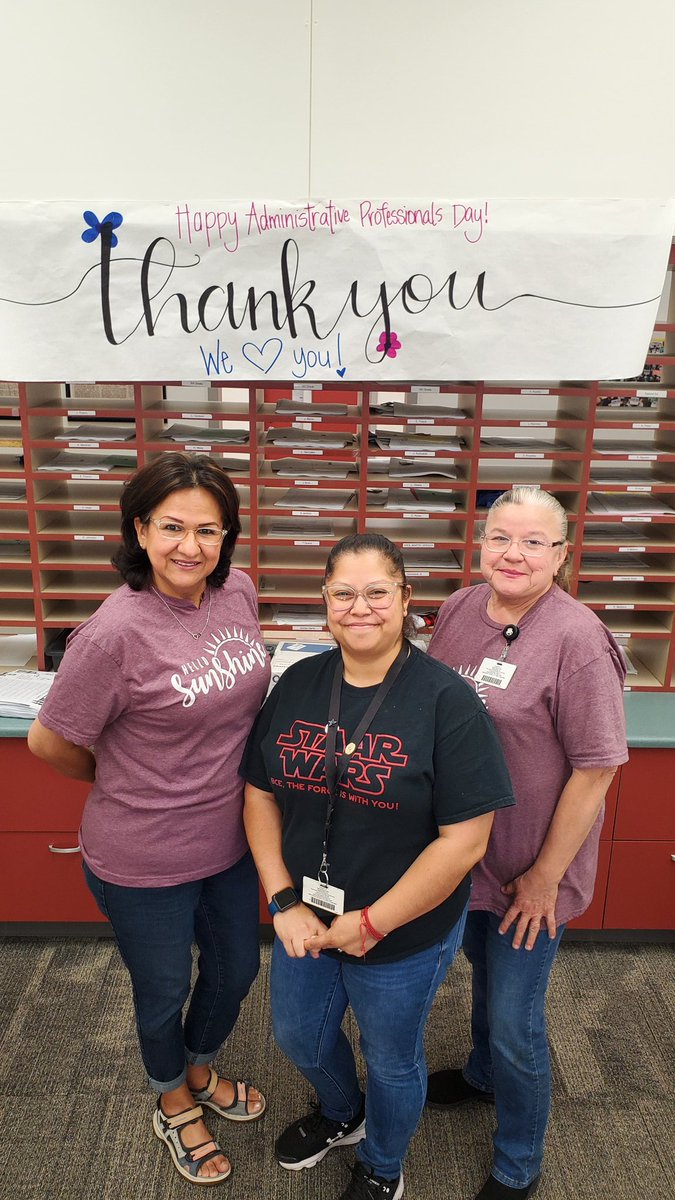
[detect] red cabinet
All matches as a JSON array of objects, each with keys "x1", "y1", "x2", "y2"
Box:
[
  {"x1": 0, "y1": 738, "x2": 104, "y2": 924},
  {"x1": 603, "y1": 749, "x2": 674, "y2": 930}
]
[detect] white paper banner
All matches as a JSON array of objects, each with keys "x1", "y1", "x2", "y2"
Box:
[{"x1": 0, "y1": 198, "x2": 672, "y2": 382}]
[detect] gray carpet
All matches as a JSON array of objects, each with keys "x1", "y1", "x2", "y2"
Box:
[{"x1": 0, "y1": 939, "x2": 673, "y2": 1199}]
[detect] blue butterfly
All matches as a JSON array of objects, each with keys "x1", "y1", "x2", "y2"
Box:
[{"x1": 81, "y1": 210, "x2": 123, "y2": 247}]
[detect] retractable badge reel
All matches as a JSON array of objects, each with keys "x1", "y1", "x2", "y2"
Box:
[{"x1": 475, "y1": 623, "x2": 520, "y2": 689}]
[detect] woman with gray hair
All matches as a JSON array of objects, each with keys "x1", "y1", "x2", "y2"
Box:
[{"x1": 426, "y1": 487, "x2": 628, "y2": 1200}]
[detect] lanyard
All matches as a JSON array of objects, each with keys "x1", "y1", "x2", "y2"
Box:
[
  {"x1": 498, "y1": 623, "x2": 520, "y2": 662},
  {"x1": 319, "y1": 641, "x2": 410, "y2": 885}
]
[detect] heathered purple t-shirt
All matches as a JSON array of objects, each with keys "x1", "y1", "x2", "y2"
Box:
[
  {"x1": 38, "y1": 570, "x2": 270, "y2": 887},
  {"x1": 428, "y1": 583, "x2": 628, "y2": 923}
]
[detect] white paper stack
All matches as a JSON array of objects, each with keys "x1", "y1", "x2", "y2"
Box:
[
  {"x1": 0, "y1": 670, "x2": 56, "y2": 717},
  {"x1": 369, "y1": 400, "x2": 469, "y2": 420},
  {"x1": 267, "y1": 520, "x2": 335, "y2": 539},
  {"x1": 266, "y1": 428, "x2": 355, "y2": 449},
  {"x1": 587, "y1": 493, "x2": 675, "y2": 516},
  {"x1": 371, "y1": 431, "x2": 464, "y2": 452},
  {"x1": 162, "y1": 424, "x2": 249, "y2": 444},
  {"x1": 37, "y1": 452, "x2": 134, "y2": 472},
  {"x1": 271, "y1": 458, "x2": 356, "y2": 479},
  {"x1": 274, "y1": 489, "x2": 356, "y2": 510},
  {"x1": 55, "y1": 422, "x2": 136, "y2": 441}
]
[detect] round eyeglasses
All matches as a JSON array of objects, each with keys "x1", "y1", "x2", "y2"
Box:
[
  {"x1": 322, "y1": 581, "x2": 408, "y2": 612},
  {"x1": 481, "y1": 533, "x2": 564, "y2": 558},
  {"x1": 148, "y1": 517, "x2": 227, "y2": 547}
]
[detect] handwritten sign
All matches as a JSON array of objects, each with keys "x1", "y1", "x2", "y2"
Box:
[{"x1": 0, "y1": 199, "x2": 672, "y2": 381}]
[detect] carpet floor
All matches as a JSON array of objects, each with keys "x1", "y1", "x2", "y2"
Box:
[{"x1": 0, "y1": 938, "x2": 672, "y2": 1200}]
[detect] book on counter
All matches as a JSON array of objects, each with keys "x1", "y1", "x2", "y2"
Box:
[{"x1": 0, "y1": 670, "x2": 56, "y2": 718}]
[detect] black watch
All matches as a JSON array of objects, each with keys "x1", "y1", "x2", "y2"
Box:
[{"x1": 268, "y1": 887, "x2": 300, "y2": 917}]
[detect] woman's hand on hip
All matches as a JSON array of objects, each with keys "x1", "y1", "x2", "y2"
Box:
[
  {"x1": 274, "y1": 904, "x2": 326, "y2": 959},
  {"x1": 305, "y1": 910, "x2": 377, "y2": 958},
  {"x1": 499, "y1": 867, "x2": 559, "y2": 950}
]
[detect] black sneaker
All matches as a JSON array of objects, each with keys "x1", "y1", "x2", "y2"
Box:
[
  {"x1": 339, "y1": 1161, "x2": 404, "y2": 1199},
  {"x1": 275, "y1": 1100, "x2": 366, "y2": 1170},
  {"x1": 426, "y1": 1067, "x2": 495, "y2": 1109}
]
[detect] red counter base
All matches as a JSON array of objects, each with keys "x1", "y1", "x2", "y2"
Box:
[{"x1": 2, "y1": 741, "x2": 673, "y2": 935}]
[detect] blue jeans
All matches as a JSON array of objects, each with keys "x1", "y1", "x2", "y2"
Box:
[
  {"x1": 83, "y1": 852, "x2": 260, "y2": 1092},
  {"x1": 462, "y1": 910, "x2": 566, "y2": 1189},
  {"x1": 272, "y1": 903, "x2": 468, "y2": 1180}
]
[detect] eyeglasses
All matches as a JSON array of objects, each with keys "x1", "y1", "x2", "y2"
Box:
[
  {"x1": 481, "y1": 533, "x2": 565, "y2": 558},
  {"x1": 322, "y1": 581, "x2": 408, "y2": 612},
  {"x1": 148, "y1": 517, "x2": 227, "y2": 547}
]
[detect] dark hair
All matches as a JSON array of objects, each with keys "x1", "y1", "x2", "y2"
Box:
[
  {"x1": 323, "y1": 533, "x2": 415, "y2": 636},
  {"x1": 111, "y1": 453, "x2": 241, "y2": 590},
  {"x1": 324, "y1": 532, "x2": 408, "y2": 585}
]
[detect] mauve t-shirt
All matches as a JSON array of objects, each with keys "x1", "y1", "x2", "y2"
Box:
[
  {"x1": 38, "y1": 570, "x2": 270, "y2": 887},
  {"x1": 428, "y1": 583, "x2": 628, "y2": 923}
]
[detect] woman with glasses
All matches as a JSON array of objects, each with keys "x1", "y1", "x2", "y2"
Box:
[
  {"x1": 241, "y1": 532, "x2": 514, "y2": 1200},
  {"x1": 426, "y1": 487, "x2": 628, "y2": 1200},
  {"x1": 28, "y1": 453, "x2": 269, "y2": 1186}
]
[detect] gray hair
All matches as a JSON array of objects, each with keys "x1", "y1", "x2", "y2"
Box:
[{"x1": 483, "y1": 487, "x2": 571, "y2": 591}]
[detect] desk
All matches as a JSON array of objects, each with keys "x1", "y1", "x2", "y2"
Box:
[{"x1": 2, "y1": 697, "x2": 674, "y2": 935}]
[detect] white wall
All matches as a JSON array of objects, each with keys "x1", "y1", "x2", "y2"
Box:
[{"x1": 1, "y1": 0, "x2": 673, "y2": 199}]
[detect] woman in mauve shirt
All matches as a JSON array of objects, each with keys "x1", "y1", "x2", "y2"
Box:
[
  {"x1": 29, "y1": 453, "x2": 270, "y2": 1187},
  {"x1": 426, "y1": 487, "x2": 628, "y2": 1200}
]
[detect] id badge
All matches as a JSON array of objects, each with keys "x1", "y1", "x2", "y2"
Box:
[
  {"x1": 302, "y1": 876, "x2": 345, "y2": 916},
  {"x1": 474, "y1": 657, "x2": 517, "y2": 689}
]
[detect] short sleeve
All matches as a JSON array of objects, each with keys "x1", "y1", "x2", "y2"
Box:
[
  {"x1": 37, "y1": 636, "x2": 131, "y2": 746},
  {"x1": 432, "y1": 697, "x2": 515, "y2": 825},
  {"x1": 553, "y1": 648, "x2": 628, "y2": 769},
  {"x1": 238, "y1": 684, "x2": 280, "y2": 791}
]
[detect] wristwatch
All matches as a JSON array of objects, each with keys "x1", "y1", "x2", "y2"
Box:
[{"x1": 268, "y1": 887, "x2": 300, "y2": 917}]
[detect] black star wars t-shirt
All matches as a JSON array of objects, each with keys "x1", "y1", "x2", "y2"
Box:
[{"x1": 240, "y1": 645, "x2": 514, "y2": 963}]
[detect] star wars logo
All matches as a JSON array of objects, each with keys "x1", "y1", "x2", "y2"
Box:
[{"x1": 277, "y1": 721, "x2": 408, "y2": 797}]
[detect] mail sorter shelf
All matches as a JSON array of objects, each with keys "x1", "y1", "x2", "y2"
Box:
[{"x1": 2, "y1": 337, "x2": 673, "y2": 688}]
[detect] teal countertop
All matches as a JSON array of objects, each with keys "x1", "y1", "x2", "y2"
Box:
[{"x1": 2, "y1": 694, "x2": 674, "y2": 745}]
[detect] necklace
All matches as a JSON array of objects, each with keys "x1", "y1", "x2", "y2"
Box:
[{"x1": 151, "y1": 586, "x2": 212, "y2": 639}]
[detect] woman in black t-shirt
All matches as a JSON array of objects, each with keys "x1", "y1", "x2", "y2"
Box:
[{"x1": 242, "y1": 534, "x2": 514, "y2": 1200}]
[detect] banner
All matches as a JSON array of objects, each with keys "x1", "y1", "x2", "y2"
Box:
[{"x1": 0, "y1": 198, "x2": 672, "y2": 382}]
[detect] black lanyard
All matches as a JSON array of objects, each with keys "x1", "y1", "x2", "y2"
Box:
[{"x1": 318, "y1": 641, "x2": 410, "y2": 885}]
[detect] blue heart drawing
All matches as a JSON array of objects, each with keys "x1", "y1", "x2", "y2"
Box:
[
  {"x1": 242, "y1": 338, "x2": 283, "y2": 374},
  {"x1": 336, "y1": 367, "x2": 347, "y2": 378}
]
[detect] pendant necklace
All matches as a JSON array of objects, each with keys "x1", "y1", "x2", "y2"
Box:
[{"x1": 151, "y1": 585, "x2": 212, "y2": 640}]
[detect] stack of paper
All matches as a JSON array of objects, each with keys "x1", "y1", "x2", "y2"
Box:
[
  {"x1": 0, "y1": 670, "x2": 56, "y2": 717},
  {"x1": 368, "y1": 488, "x2": 457, "y2": 512},
  {"x1": 404, "y1": 549, "x2": 461, "y2": 570},
  {"x1": 162, "y1": 424, "x2": 249, "y2": 444},
  {"x1": 370, "y1": 431, "x2": 464, "y2": 452},
  {"x1": 271, "y1": 607, "x2": 326, "y2": 626},
  {"x1": 480, "y1": 436, "x2": 572, "y2": 452},
  {"x1": 587, "y1": 493, "x2": 675, "y2": 516},
  {"x1": 389, "y1": 459, "x2": 459, "y2": 479},
  {"x1": 592, "y1": 440, "x2": 661, "y2": 455},
  {"x1": 274, "y1": 489, "x2": 356, "y2": 510},
  {"x1": 369, "y1": 400, "x2": 469, "y2": 420},
  {"x1": 266, "y1": 429, "x2": 355, "y2": 449},
  {"x1": 55, "y1": 422, "x2": 136, "y2": 441},
  {"x1": 267, "y1": 520, "x2": 335, "y2": 539},
  {"x1": 275, "y1": 399, "x2": 349, "y2": 416},
  {"x1": 37, "y1": 452, "x2": 134, "y2": 472},
  {"x1": 271, "y1": 458, "x2": 356, "y2": 479}
]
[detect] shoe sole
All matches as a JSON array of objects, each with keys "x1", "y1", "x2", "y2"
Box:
[
  {"x1": 199, "y1": 1095, "x2": 267, "y2": 1122},
  {"x1": 276, "y1": 1119, "x2": 366, "y2": 1171}
]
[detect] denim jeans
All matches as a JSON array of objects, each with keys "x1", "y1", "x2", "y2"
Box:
[
  {"x1": 271, "y1": 902, "x2": 468, "y2": 1180},
  {"x1": 83, "y1": 851, "x2": 260, "y2": 1092},
  {"x1": 462, "y1": 909, "x2": 566, "y2": 1189}
]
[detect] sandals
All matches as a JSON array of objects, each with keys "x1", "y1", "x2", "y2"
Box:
[
  {"x1": 153, "y1": 1099, "x2": 232, "y2": 1186},
  {"x1": 192, "y1": 1066, "x2": 266, "y2": 1122}
]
